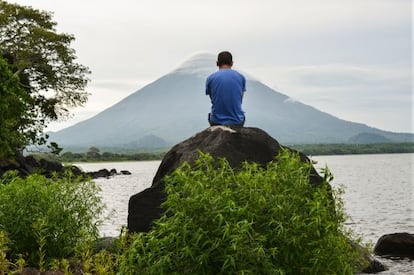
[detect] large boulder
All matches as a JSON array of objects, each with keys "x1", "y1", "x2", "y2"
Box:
[
  {"x1": 127, "y1": 126, "x2": 385, "y2": 273},
  {"x1": 128, "y1": 126, "x2": 323, "y2": 233},
  {"x1": 374, "y1": 232, "x2": 414, "y2": 259}
]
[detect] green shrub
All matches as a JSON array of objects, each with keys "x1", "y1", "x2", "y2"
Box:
[
  {"x1": 0, "y1": 231, "x2": 11, "y2": 273},
  {"x1": 0, "y1": 171, "x2": 105, "y2": 266},
  {"x1": 120, "y1": 150, "x2": 366, "y2": 274}
]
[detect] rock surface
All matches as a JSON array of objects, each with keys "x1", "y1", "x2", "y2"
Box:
[
  {"x1": 120, "y1": 170, "x2": 132, "y2": 175},
  {"x1": 0, "y1": 154, "x2": 131, "y2": 179},
  {"x1": 374, "y1": 232, "x2": 414, "y2": 259},
  {"x1": 128, "y1": 126, "x2": 323, "y2": 233},
  {"x1": 0, "y1": 154, "x2": 63, "y2": 177},
  {"x1": 86, "y1": 168, "x2": 111, "y2": 179},
  {"x1": 361, "y1": 257, "x2": 387, "y2": 274}
]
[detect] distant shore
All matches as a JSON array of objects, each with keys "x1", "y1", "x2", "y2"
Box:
[
  {"x1": 290, "y1": 142, "x2": 414, "y2": 156},
  {"x1": 57, "y1": 143, "x2": 414, "y2": 163}
]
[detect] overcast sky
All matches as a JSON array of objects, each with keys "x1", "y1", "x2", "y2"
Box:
[{"x1": 11, "y1": 0, "x2": 413, "y2": 133}]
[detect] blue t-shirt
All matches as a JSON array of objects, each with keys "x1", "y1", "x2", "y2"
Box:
[{"x1": 205, "y1": 69, "x2": 246, "y2": 125}]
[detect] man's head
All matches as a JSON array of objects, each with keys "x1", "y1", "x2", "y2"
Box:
[{"x1": 217, "y1": 51, "x2": 233, "y2": 68}]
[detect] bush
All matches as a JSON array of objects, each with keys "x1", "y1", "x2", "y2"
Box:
[
  {"x1": 120, "y1": 150, "x2": 366, "y2": 274},
  {"x1": 0, "y1": 171, "x2": 105, "y2": 266}
]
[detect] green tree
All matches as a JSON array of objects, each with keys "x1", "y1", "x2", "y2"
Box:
[
  {"x1": 0, "y1": 56, "x2": 32, "y2": 159},
  {"x1": 47, "y1": 141, "x2": 63, "y2": 156},
  {"x1": 0, "y1": 1, "x2": 90, "y2": 151},
  {"x1": 86, "y1": 146, "x2": 101, "y2": 159}
]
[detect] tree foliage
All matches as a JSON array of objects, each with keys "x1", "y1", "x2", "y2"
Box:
[
  {"x1": 0, "y1": 56, "x2": 32, "y2": 158},
  {"x1": 86, "y1": 146, "x2": 101, "y2": 159},
  {"x1": 0, "y1": 0, "x2": 90, "y2": 151},
  {"x1": 291, "y1": 143, "x2": 414, "y2": 156},
  {"x1": 60, "y1": 149, "x2": 164, "y2": 162}
]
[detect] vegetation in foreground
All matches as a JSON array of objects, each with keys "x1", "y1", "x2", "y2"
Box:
[
  {"x1": 0, "y1": 171, "x2": 131, "y2": 274},
  {"x1": 0, "y1": 150, "x2": 369, "y2": 274},
  {"x1": 120, "y1": 150, "x2": 367, "y2": 274},
  {"x1": 0, "y1": 171, "x2": 105, "y2": 267}
]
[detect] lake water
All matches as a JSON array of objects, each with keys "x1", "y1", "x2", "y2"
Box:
[{"x1": 75, "y1": 153, "x2": 413, "y2": 274}]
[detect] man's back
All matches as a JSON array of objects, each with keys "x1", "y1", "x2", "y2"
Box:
[{"x1": 206, "y1": 68, "x2": 246, "y2": 126}]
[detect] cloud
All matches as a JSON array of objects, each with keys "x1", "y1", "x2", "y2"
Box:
[
  {"x1": 285, "y1": 65, "x2": 411, "y2": 88},
  {"x1": 46, "y1": 110, "x2": 97, "y2": 132},
  {"x1": 90, "y1": 78, "x2": 151, "y2": 92},
  {"x1": 248, "y1": 63, "x2": 412, "y2": 132}
]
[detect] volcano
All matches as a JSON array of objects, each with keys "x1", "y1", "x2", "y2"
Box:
[{"x1": 50, "y1": 52, "x2": 412, "y2": 150}]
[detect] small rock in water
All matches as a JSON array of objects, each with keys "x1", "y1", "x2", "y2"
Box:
[
  {"x1": 374, "y1": 232, "x2": 414, "y2": 259},
  {"x1": 361, "y1": 256, "x2": 387, "y2": 273},
  {"x1": 69, "y1": 165, "x2": 82, "y2": 176},
  {"x1": 120, "y1": 170, "x2": 132, "y2": 175}
]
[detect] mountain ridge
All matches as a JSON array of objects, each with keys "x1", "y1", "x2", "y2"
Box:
[{"x1": 50, "y1": 53, "x2": 413, "y2": 150}]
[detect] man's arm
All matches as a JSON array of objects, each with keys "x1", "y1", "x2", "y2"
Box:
[
  {"x1": 241, "y1": 74, "x2": 246, "y2": 99},
  {"x1": 206, "y1": 77, "x2": 213, "y2": 101}
]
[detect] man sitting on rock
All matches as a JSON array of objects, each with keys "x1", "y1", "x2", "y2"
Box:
[{"x1": 206, "y1": 51, "x2": 246, "y2": 127}]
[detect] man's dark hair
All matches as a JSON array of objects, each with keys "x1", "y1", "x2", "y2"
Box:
[{"x1": 217, "y1": 51, "x2": 233, "y2": 66}]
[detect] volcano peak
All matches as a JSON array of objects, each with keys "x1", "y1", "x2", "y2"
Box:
[{"x1": 172, "y1": 52, "x2": 216, "y2": 77}]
